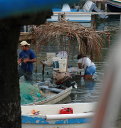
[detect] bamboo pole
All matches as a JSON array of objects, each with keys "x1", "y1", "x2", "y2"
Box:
[
  {"x1": 120, "y1": 14, "x2": 121, "y2": 28},
  {"x1": 107, "y1": 32, "x2": 111, "y2": 47},
  {"x1": 34, "y1": 41, "x2": 38, "y2": 82},
  {"x1": 91, "y1": 14, "x2": 97, "y2": 30}
]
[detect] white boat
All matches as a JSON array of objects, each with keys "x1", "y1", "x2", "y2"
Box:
[
  {"x1": 47, "y1": 3, "x2": 92, "y2": 23},
  {"x1": 22, "y1": 102, "x2": 96, "y2": 128},
  {"x1": 47, "y1": 1, "x2": 108, "y2": 23},
  {"x1": 27, "y1": 86, "x2": 72, "y2": 105},
  {"x1": 107, "y1": 0, "x2": 121, "y2": 12}
]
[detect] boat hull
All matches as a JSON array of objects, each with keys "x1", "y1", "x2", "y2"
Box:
[
  {"x1": 107, "y1": 1, "x2": 121, "y2": 12},
  {"x1": 22, "y1": 118, "x2": 90, "y2": 128},
  {"x1": 27, "y1": 87, "x2": 72, "y2": 105},
  {"x1": 22, "y1": 102, "x2": 95, "y2": 128},
  {"x1": 47, "y1": 13, "x2": 91, "y2": 23},
  {"x1": 22, "y1": 113, "x2": 92, "y2": 128},
  {"x1": 22, "y1": 124, "x2": 89, "y2": 128}
]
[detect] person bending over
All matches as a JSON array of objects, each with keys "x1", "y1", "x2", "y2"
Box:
[{"x1": 77, "y1": 54, "x2": 96, "y2": 80}]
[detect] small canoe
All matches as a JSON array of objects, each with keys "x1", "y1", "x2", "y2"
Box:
[
  {"x1": 27, "y1": 86, "x2": 72, "y2": 105},
  {"x1": 22, "y1": 102, "x2": 96, "y2": 128}
]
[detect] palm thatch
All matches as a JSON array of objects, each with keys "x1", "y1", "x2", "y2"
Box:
[{"x1": 32, "y1": 21, "x2": 103, "y2": 58}]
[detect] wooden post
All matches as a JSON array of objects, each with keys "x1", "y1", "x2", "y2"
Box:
[
  {"x1": 90, "y1": 50, "x2": 94, "y2": 61},
  {"x1": 58, "y1": 13, "x2": 66, "y2": 21},
  {"x1": 35, "y1": 44, "x2": 38, "y2": 82},
  {"x1": 104, "y1": 1, "x2": 107, "y2": 12},
  {"x1": 91, "y1": 15, "x2": 96, "y2": 30},
  {"x1": 107, "y1": 32, "x2": 111, "y2": 47},
  {"x1": 58, "y1": 13, "x2": 61, "y2": 21},
  {"x1": 42, "y1": 64, "x2": 45, "y2": 82},
  {"x1": 23, "y1": 25, "x2": 25, "y2": 32},
  {"x1": 98, "y1": 2, "x2": 102, "y2": 10},
  {"x1": 120, "y1": 14, "x2": 121, "y2": 28},
  {"x1": 78, "y1": 42, "x2": 81, "y2": 54}
]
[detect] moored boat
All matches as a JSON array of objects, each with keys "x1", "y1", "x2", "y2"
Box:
[
  {"x1": 28, "y1": 86, "x2": 72, "y2": 105},
  {"x1": 107, "y1": 0, "x2": 121, "y2": 12},
  {"x1": 20, "y1": 80, "x2": 72, "y2": 105},
  {"x1": 22, "y1": 102, "x2": 96, "y2": 128},
  {"x1": 47, "y1": 3, "x2": 92, "y2": 23},
  {"x1": 47, "y1": 1, "x2": 108, "y2": 23}
]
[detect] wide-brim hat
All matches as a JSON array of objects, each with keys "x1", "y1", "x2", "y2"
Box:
[{"x1": 20, "y1": 41, "x2": 30, "y2": 46}]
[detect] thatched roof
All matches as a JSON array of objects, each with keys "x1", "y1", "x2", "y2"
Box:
[{"x1": 32, "y1": 21, "x2": 103, "y2": 57}]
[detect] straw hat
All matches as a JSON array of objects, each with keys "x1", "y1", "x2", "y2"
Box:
[{"x1": 20, "y1": 41, "x2": 30, "y2": 46}]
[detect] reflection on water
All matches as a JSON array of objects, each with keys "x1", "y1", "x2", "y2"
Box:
[
  {"x1": 70, "y1": 68, "x2": 102, "y2": 103},
  {"x1": 71, "y1": 79, "x2": 96, "y2": 102}
]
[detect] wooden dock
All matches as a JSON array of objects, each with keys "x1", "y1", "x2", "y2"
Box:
[
  {"x1": 19, "y1": 11, "x2": 121, "y2": 46},
  {"x1": 53, "y1": 12, "x2": 121, "y2": 15}
]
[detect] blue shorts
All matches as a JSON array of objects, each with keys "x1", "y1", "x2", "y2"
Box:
[{"x1": 85, "y1": 66, "x2": 96, "y2": 75}]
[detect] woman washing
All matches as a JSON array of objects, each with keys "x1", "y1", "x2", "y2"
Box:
[{"x1": 77, "y1": 54, "x2": 96, "y2": 80}]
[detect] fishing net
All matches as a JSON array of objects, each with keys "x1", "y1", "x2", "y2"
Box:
[{"x1": 20, "y1": 82, "x2": 46, "y2": 105}]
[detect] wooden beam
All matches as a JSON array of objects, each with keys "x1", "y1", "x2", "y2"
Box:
[
  {"x1": 19, "y1": 32, "x2": 34, "y2": 41},
  {"x1": 53, "y1": 12, "x2": 121, "y2": 15}
]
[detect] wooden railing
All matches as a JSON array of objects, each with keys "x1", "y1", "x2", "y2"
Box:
[{"x1": 53, "y1": 12, "x2": 121, "y2": 15}]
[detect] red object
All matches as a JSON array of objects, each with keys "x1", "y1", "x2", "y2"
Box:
[{"x1": 59, "y1": 107, "x2": 73, "y2": 114}]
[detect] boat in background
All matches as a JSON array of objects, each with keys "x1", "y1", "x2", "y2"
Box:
[
  {"x1": 47, "y1": 3, "x2": 92, "y2": 23},
  {"x1": 107, "y1": 0, "x2": 121, "y2": 12},
  {"x1": 47, "y1": 1, "x2": 108, "y2": 23},
  {"x1": 22, "y1": 102, "x2": 96, "y2": 128}
]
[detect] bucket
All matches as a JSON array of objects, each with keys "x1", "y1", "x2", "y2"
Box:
[
  {"x1": 59, "y1": 107, "x2": 73, "y2": 114},
  {"x1": 53, "y1": 57, "x2": 67, "y2": 72},
  {"x1": 58, "y1": 58, "x2": 67, "y2": 72}
]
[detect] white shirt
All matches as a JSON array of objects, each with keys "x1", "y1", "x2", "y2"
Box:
[{"x1": 78, "y1": 57, "x2": 95, "y2": 69}]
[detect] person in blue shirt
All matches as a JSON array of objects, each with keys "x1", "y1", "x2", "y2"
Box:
[{"x1": 18, "y1": 41, "x2": 36, "y2": 83}]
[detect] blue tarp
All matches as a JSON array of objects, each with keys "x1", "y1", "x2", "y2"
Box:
[{"x1": 0, "y1": 0, "x2": 80, "y2": 18}]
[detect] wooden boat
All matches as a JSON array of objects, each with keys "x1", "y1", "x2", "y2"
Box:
[
  {"x1": 22, "y1": 102, "x2": 96, "y2": 128},
  {"x1": 27, "y1": 86, "x2": 72, "y2": 105},
  {"x1": 107, "y1": 0, "x2": 121, "y2": 12}
]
